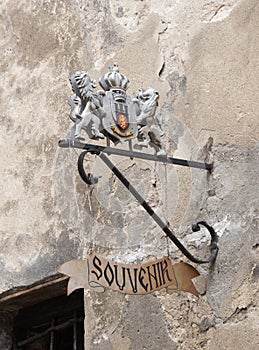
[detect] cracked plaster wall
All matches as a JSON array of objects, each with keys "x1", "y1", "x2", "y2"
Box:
[{"x1": 0, "y1": 0, "x2": 258, "y2": 349}]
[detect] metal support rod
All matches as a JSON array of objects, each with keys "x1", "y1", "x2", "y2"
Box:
[
  {"x1": 78, "y1": 150, "x2": 218, "y2": 264},
  {"x1": 49, "y1": 319, "x2": 55, "y2": 350},
  {"x1": 59, "y1": 139, "x2": 213, "y2": 171},
  {"x1": 73, "y1": 311, "x2": 77, "y2": 350}
]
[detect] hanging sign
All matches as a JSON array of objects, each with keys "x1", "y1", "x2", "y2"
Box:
[
  {"x1": 58, "y1": 64, "x2": 218, "y2": 266},
  {"x1": 58, "y1": 253, "x2": 200, "y2": 297}
]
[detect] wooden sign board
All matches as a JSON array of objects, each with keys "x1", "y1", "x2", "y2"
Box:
[{"x1": 58, "y1": 254, "x2": 200, "y2": 297}]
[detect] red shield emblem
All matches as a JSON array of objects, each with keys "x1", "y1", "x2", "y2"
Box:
[
  {"x1": 102, "y1": 92, "x2": 138, "y2": 143},
  {"x1": 117, "y1": 113, "x2": 128, "y2": 130}
]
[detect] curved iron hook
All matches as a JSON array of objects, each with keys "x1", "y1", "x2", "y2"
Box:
[
  {"x1": 191, "y1": 221, "x2": 219, "y2": 263},
  {"x1": 78, "y1": 150, "x2": 101, "y2": 185},
  {"x1": 77, "y1": 150, "x2": 219, "y2": 264}
]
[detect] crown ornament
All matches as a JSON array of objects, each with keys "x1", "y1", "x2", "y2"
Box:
[{"x1": 99, "y1": 64, "x2": 130, "y2": 102}]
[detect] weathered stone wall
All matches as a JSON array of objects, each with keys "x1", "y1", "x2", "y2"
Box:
[{"x1": 0, "y1": 0, "x2": 258, "y2": 349}]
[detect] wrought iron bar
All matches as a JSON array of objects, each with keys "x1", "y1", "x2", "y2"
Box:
[
  {"x1": 73, "y1": 311, "x2": 77, "y2": 350},
  {"x1": 59, "y1": 139, "x2": 213, "y2": 171},
  {"x1": 78, "y1": 150, "x2": 218, "y2": 264},
  {"x1": 49, "y1": 319, "x2": 55, "y2": 350}
]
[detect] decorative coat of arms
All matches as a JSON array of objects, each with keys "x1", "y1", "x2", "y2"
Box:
[
  {"x1": 59, "y1": 64, "x2": 218, "y2": 270},
  {"x1": 66, "y1": 64, "x2": 166, "y2": 156}
]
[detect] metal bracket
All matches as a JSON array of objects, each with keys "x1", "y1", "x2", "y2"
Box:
[
  {"x1": 59, "y1": 139, "x2": 213, "y2": 171},
  {"x1": 58, "y1": 63, "x2": 218, "y2": 264},
  {"x1": 73, "y1": 146, "x2": 218, "y2": 264}
]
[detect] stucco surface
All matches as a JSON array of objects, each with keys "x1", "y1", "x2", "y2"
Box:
[{"x1": 0, "y1": 0, "x2": 258, "y2": 349}]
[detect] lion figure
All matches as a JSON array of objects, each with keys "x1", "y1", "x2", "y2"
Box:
[
  {"x1": 68, "y1": 71, "x2": 105, "y2": 140},
  {"x1": 134, "y1": 88, "x2": 166, "y2": 156}
]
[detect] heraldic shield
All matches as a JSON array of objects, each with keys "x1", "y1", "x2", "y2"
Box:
[{"x1": 102, "y1": 91, "x2": 138, "y2": 143}]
